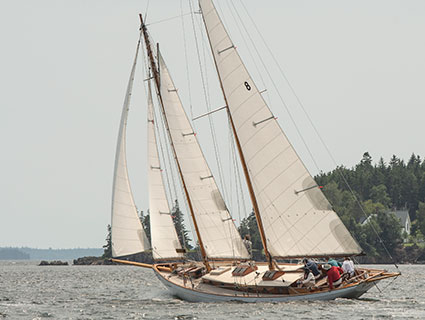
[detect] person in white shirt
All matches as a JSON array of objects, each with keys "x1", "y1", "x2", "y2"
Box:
[
  {"x1": 342, "y1": 257, "x2": 355, "y2": 278},
  {"x1": 297, "y1": 267, "x2": 316, "y2": 288}
]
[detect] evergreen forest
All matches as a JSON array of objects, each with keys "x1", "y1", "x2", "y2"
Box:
[{"x1": 240, "y1": 152, "x2": 425, "y2": 263}]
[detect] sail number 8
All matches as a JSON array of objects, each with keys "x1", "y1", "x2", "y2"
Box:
[{"x1": 244, "y1": 81, "x2": 251, "y2": 91}]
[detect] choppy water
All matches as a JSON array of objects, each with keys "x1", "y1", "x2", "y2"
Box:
[{"x1": 0, "y1": 261, "x2": 424, "y2": 319}]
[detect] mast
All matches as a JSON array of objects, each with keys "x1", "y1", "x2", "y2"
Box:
[
  {"x1": 139, "y1": 14, "x2": 211, "y2": 271},
  {"x1": 228, "y1": 114, "x2": 274, "y2": 270},
  {"x1": 198, "y1": 4, "x2": 274, "y2": 270}
]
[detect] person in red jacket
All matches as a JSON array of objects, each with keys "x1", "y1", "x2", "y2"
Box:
[{"x1": 322, "y1": 263, "x2": 344, "y2": 289}]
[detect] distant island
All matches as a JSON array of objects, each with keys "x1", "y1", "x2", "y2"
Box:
[
  {"x1": 0, "y1": 248, "x2": 30, "y2": 260},
  {"x1": 0, "y1": 247, "x2": 103, "y2": 260}
]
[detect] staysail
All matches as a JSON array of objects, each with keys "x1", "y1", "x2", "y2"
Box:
[
  {"x1": 147, "y1": 80, "x2": 184, "y2": 260},
  {"x1": 199, "y1": 0, "x2": 362, "y2": 258},
  {"x1": 156, "y1": 50, "x2": 249, "y2": 260},
  {"x1": 111, "y1": 37, "x2": 150, "y2": 258}
]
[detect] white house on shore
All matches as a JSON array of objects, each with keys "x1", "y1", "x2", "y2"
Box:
[
  {"x1": 390, "y1": 210, "x2": 411, "y2": 240},
  {"x1": 360, "y1": 209, "x2": 411, "y2": 242}
]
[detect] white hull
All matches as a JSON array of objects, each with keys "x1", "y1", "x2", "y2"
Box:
[{"x1": 154, "y1": 268, "x2": 376, "y2": 303}]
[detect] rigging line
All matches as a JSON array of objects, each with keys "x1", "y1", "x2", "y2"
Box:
[
  {"x1": 141, "y1": 44, "x2": 186, "y2": 256},
  {"x1": 235, "y1": 1, "x2": 381, "y2": 261},
  {"x1": 145, "y1": 26, "x2": 193, "y2": 260},
  {"x1": 154, "y1": 33, "x2": 240, "y2": 259},
  {"x1": 159, "y1": 51, "x2": 240, "y2": 259},
  {"x1": 189, "y1": 0, "x2": 229, "y2": 203},
  {"x1": 195, "y1": 5, "x2": 229, "y2": 200},
  {"x1": 379, "y1": 274, "x2": 399, "y2": 292},
  {"x1": 160, "y1": 112, "x2": 181, "y2": 204},
  {"x1": 229, "y1": 118, "x2": 247, "y2": 221},
  {"x1": 240, "y1": 9, "x2": 398, "y2": 269},
  {"x1": 157, "y1": 103, "x2": 179, "y2": 201},
  {"x1": 144, "y1": 0, "x2": 150, "y2": 23},
  {"x1": 234, "y1": 0, "x2": 322, "y2": 175},
  {"x1": 153, "y1": 92, "x2": 176, "y2": 209},
  {"x1": 141, "y1": 38, "x2": 178, "y2": 204},
  {"x1": 146, "y1": 12, "x2": 192, "y2": 26},
  {"x1": 180, "y1": 0, "x2": 195, "y2": 123},
  {"x1": 214, "y1": 0, "x2": 230, "y2": 36},
  {"x1": 227, "y1": 123, "x2": 234, "y2": 214},
  {"x1": 179, "y1": 184, "x2": 201, "y2": 259},
  {"x1": 225, "y1": 0, "x2": 271, "y2": 104},
  {"x1": 173, "y1": 198, "x2": 190, "y2": 253},
  {"x1": 146, "y1": 32, "x2": 182, "y2": 202}
]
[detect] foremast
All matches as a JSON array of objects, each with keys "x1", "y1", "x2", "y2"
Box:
[
  {"x1": 139, "y1": 14, "x2": 211, "y2": 271},
  {"x1": 198, "y1": 2, "x2": 274, "y2": 270}
]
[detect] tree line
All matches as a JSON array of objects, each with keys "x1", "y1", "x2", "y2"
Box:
[{"x1": 315, "y1": 152, "x2": 425, "y2": 263}]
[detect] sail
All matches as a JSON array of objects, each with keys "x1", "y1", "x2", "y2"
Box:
[
  {"x1": 199, "y1": 0, "x2": 362, "y2": 258},
  {"x1": 147, "y1": 81, "x2": 184, "y2": 260},
  {"x1": 111, "y1": 38, "x2": 150, "y2": 258},
  {"x1": 156, "y1": 51, "x2": 249, "y2": 260}
]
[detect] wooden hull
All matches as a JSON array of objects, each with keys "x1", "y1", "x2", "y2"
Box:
[{"x1": 153, "y1": 265, "x2": 379, "y2": 303}]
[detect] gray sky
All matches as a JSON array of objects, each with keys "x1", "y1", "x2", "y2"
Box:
[{"x1": 1, "y1": 0, "x2": 424, "y2": 249}]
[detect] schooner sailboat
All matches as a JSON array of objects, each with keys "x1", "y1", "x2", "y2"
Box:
[{"x1": 111, "y1": 0, "x2": 399, "y2": 302}]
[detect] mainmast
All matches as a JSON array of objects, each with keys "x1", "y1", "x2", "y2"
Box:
[
  {"x1": 139, "y1": 14, "x2": 211, "y2": 271},
  {"x1": 198, "y1": 3, "x2": 274, "y2": 269},
  {"x1": 228, "y1": 115, "x2": 274, "y2": 270}
]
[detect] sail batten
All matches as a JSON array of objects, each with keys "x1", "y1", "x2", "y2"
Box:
[{"x1": 199, "y1": 0, "x2": 362, "y2": 258}]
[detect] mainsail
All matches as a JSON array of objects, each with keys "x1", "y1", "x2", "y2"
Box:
[
  {"x1": 199, "y1": 0, "x2": 362, "y2": 258},
  {"x1": 111, "y1": 37, "x2": 150, "y2": 258},
  {"x1": 147, "y1": 81, "x2": 184, "y2": 260},
  {"x1": 156, "y1": 50, "x2": 249, "y2": 260}
]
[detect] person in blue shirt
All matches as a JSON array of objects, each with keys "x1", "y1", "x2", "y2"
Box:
[
  {"x1": 326, "y1": 256, "x2": 342, "y2": 267},
  {"x1": 302, "y1": 258, "x2": 321, "y2": 280}
]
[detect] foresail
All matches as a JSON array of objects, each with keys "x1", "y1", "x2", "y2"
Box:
[
  {"x1": 157, "y1": 51, "x2": 249, "y2": 260},
  {"x1": 111, "y1": 37, "x2": 150, "y2": 258},
  {"x1": 199, "y1": 0, "x2": 362, "y2": 258},
  {"x1": 147, "y1": 81, "x2": 184, "y2": 260}
]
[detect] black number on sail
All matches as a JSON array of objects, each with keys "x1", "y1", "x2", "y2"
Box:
[{"x1": 244, "y1": 81, "x2": 251, "y2": 91}]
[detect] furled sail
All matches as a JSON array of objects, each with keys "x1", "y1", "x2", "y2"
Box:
[
  {"x1": 199, "y1": 0, "x2": 362, "y2": 258},
  {"x1": 147, "y1": 81, "x2": 184, "y2": 260},
  {"x1": 156, "y1": 51, "x2": 249, "y2": 260},
  {"x1": 111, "y1": 37, "x2": 150, "y2": 258}
]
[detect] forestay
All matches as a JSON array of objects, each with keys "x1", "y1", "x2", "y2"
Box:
[
  {"x1": 199, "y1": 0, "x2": 362, "y2": 258},
  {"x1": 147, "y1": 81, "x2": 184, "y2": 260},
  {"x1": 157, "y1": 51, "x2": 249, "y2": 260},
  {"x1": 111, "y1": 37, "x2": 150, "y2": 258}
]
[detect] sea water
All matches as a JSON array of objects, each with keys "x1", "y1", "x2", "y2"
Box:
[{"x1": 0, "y1": 261, "x2": 424, "y2": 319}]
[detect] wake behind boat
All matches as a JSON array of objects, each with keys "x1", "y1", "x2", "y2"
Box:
[{"x1": 110, "y1": 0, "x2": 399, "y2": 302}]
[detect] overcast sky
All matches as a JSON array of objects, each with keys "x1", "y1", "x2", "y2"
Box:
[{"x1": 1, "y1": 0, "x2": 424, "y2": 249}]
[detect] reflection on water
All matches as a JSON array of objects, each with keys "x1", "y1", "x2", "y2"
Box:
[{"x1": 0, "y1": 261, "x2": 423, "y2": 319}]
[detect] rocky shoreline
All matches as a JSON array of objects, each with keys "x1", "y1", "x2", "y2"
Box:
[
  {"x1": 72, "y1": 256, "x2": 118, "y2": 265},
  {"x1": 39, "y1": 260, "x2": 69, "y2": 266}
]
